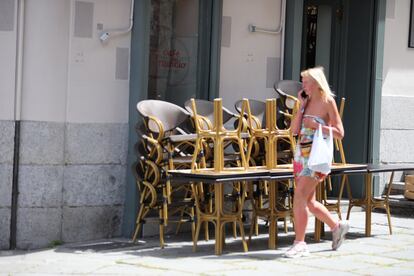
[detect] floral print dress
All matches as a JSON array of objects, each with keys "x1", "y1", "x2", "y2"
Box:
[{"x1": 293, "y1": 115, "x2": 327, "y2": 181}]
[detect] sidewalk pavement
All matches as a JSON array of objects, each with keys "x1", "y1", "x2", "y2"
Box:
[{"x1": 1, "y1": 211, "x2": 414, "y2": 275}]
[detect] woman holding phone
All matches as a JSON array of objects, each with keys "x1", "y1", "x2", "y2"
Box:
[{"x1": 284, "y1": 67, "x2": 349, "y2": 258}]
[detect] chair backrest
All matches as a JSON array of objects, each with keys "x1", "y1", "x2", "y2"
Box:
[
  {"x1": 274, "y1": 80, "x2": 302, "y2": 111},
  {"x1": 184, "y1": 99, "x2": 235, "y2": 127},
  {"x1": 137, "y1": 100, "x2": 190, "y2": 133},
  {"x1": 277, "y1": 80, "x2": 302, "y2": 97},
  {"x1": 336, "y1": 97, "x2": 346, "y2": 164},
  {"x1": 234, "y1": 99, "x2": 266, "y2": 129}
]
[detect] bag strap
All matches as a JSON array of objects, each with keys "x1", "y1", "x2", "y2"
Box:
[
  {"x1": 317, "y1": 123, "x2": 323, "y2": 138},
  {"x1": 327, "y1": 125, "x2": 333, "y2": 147}
]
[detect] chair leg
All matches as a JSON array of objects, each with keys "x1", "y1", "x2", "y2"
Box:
[
  {"x1": 385, "y1": 172, "x2": 394, "y2": 235},
  {"x1": 132, "y1": 206, "x2": 145, "y2": 242},
  {"x1": 175, "y1": 208, "x2": 185, "y2": 235},
  {"x1": 191, "y1": 139, "x2": 202, "y2": 171},
  {"x1": 346, "y1": 204, "x2": 353, "y2": 220},
  {"x1": 335, "y1": 175, "x2": 348, "y2": 220},
  {"x1": 204, "y1": 221, "x2": 210, "y2": 241},
  {"x1": 337, "y1": 209, "x2": 342, "y2": 220},
  {"x1": 248, "y1": 212, "x2": 257, "y2": 243},
  {"x1": 193, "y1": 219, "x2": 202, "y2": 252},
  {"x1": 159, "y1": 208, "x2": 165, "y2": 249},
  {"x1": 345, "y1": 175, "x2": 353, "y2": 220},
  {"x1": 205, "y1": 187, "x2": 213, "y2": 241},
  {"x1": 216, "y1": 222, "x2": 225, "y2": 255},
  {"x1": 191, "y1": 207, "x2": 196, "y2": 241},
  {"x1": 238, "y1": 220, "x2": 248, "y2": 252},
  {"x1": 246, "y1": 137, "x2": 256, "y2": 166},
  {"x1": 385, "y1": 204, "x2": 393, "y2": 235},
  {"x1": 232, "y1": 198, "x2": 239, "y2": 239}
]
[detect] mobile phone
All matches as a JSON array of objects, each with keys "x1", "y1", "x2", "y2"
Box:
[{"x1": 301, "y1": 91, "x2": 308, "y2": 99}]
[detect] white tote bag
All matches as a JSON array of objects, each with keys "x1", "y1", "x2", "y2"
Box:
[{"x1": 308, "y1": 124, "x2": 333, "y2": 175}]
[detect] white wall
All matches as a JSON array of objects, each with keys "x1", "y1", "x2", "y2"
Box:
[
  {"x1": 22, "y1": 0, "x2": 70, "y2": 122},
  {"x1": 382, "y1": 0, "x2": 414, "y2": 97},
  {"x1": 1, "y1": 0, "x2": 131, "y2": 123},
  {"x1": 220, "y1": 0, "x2": 283, "y2": 111},
  {"x1": 67, "y1": 0, "x2": 131, "y2": 123},
  {"x1": 0, "y1": 1, "x2": 17, "y2": 120},
  {"x1": 380, "y1": 0, "x2": 414, "y2": 174}
]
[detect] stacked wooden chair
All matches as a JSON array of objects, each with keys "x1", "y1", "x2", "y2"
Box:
[
  {"x1": 132, "y1": 100, "x2": 199, "y2": 248},
  {"x1": 188, "y1": 98, "x2": 249, "y2": 253},
  {"x1": 184, "y1": 99, "x2": 245, "y2": 169},
  {"x1": 234, "y1": 99, "x2": 267, "y2": 166},
  {"x1": 238, "y1": 98, "x2": 295, "y2": 249}
]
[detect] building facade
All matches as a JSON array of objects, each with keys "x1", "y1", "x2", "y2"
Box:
[{"x1": 0, "y1": 0, "x2": 413, "y2": 249}]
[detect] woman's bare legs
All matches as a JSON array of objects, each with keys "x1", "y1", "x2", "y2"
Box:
[
  {"x1": 307, "y1": 191, "x2": 337, "y2": 229},
  {"x1": 293, "y1": 176, "x2": 337, "y2": 242}
]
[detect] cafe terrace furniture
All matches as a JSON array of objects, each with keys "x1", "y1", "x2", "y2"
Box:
[
  {"x1": 185, "y1": 98, "x2": 248, "y2": 240},
  {"x1": 135, "y1": 98, "x2": 414, "y2": 255},
  {"x1": 234, "y1": 98, "x2": 266, "y2": 166},
  {"x1": 346, "y1": 167, "x2": 396, "y2": 235},
  {"x1": 321, "y1": 164, "x2": 414, "y2": 238},
  {"x1": 185, "y1": 98, "x2": 251, "y2": 255},
  {"x1": 169, "y1": 168, "x2": 268, "y2": 255},
  {"x1": 169, "y1": 163, "x2": 414, "y2": 255},
  {"x1": 185, "y1": 98, "x2": 249, "y2": 171},
  {"x1": 243, "y1": 99, "x2": 295, "y2": 249},
  {"x1": 133, "y1": 100, "x2": 198, "y2": 248},
  {"x1": 184, "y1": 98, "x2": 236, "y2": 131},
  {"x1": 273, "y1": 80, "x2": 301, "y2": 121},
  {"x1": 189, "y1": 98, "x2": 248, "y2": 172}
]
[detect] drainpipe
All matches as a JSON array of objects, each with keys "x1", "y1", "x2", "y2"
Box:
[
  {"x1": 99, "y1": 0, "x2": 135, "y2": 43},
  {"x1": 10, "y1": 0, "x2": 25, "y2": 250},
  {"x1": 248, "y1": 0, "x2": 286, "y2": 80},
  {"x1": 280, "y1": 0, "x2": 286, "y2": 80}
]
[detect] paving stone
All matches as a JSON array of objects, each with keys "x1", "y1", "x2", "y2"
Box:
[{"x1": 1, "y1": 211, "x2": 414, "y2": 275}]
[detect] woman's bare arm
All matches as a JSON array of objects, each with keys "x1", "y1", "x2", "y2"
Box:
[
  {"x1": 325, "y1": 98, "x2": 344, "y2": 139},
  {"x1": 290, "y1": 91, "x2": 307, "y2": 136},
  {"x1": 301, "y1": 98, "x2": 344, "y2": 139}
]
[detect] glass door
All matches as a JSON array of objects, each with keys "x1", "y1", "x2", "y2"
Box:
[{"x1": 147, "y1": 0, "x2": 217, "y2": 106}]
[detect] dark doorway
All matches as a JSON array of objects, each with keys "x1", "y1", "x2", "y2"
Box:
[
  {"x1": 301, "y1": 0, "x2": 342, "y2": 92},
  {"x1": 299, "y1": 0, "x2": 379, "y2": 197}
]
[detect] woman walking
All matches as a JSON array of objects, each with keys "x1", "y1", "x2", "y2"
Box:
[{"x1": 285, "y1": 67, "x2": 349, "y2": 258}]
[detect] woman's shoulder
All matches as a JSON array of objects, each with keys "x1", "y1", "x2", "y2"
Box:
[{"x1": 325, "y1": 96, "x2": 337, "y2": 108}]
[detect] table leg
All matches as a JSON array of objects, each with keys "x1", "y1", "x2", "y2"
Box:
[
  {"x1": 365, "y1": 173, "x2": 372, "y2": 237},
  {"x1": 215, "y1": 183, "x2": 223, "y2": 255},
  {"x1": 314, "y1": 182, "x2": 323, "y2": 242},
  {"x1": 268, "y1": 180, "x2": 276, "y2": 249}
]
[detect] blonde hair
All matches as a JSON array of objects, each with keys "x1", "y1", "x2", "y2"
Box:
[{"x1": 301, "y1": 66, "x2": 334, "y2": 100}]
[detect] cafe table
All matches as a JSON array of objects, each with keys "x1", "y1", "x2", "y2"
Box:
[
  {"x1": 168, "y1": 163, "x2": 414, "y2": 255},
  {"x1": 168, "y1": 167, "x2": 270, "y2": 255}
]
